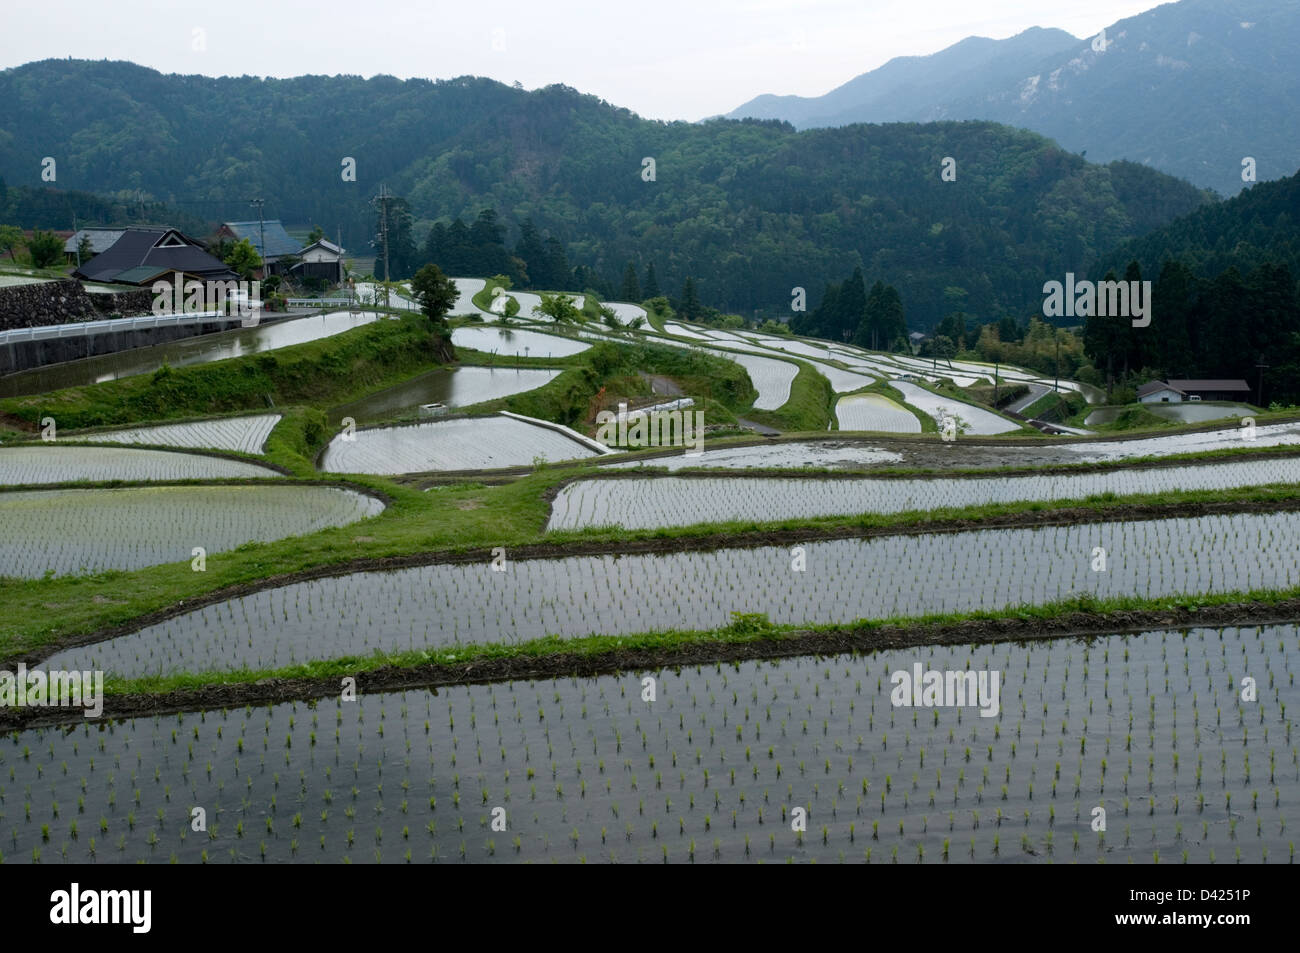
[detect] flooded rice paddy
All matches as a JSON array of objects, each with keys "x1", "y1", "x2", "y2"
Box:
[
  {"x1": 5, "y1": 624, "x2": 1293, "y2": 863},
  {"x1": 43, "y1": 511, "x2": 1300, "y2": 677}
]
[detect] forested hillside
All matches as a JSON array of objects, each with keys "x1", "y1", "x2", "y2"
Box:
[
  {"x1": 0, "y1": 59, "x2": 1212, "y2": 326},
  {"x1": 1095, "y1": 170, "x2": 1300, "y2": 281},
  {"x1": 1083, "y1": 172, "x2": 1300, "y2": 403},
  {"x1": 0, "y1": 180, "x2": 207, "y2": 235}
]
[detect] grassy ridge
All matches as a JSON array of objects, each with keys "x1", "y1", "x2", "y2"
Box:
[
  {"x1": 97, "y1": 582, "x2": 1300, "y2": 698},
  {"x1": 4, "y1": 475, "x2": 1299, "y2": 663},
  {"x1": 470, "y1": 278, "x2": 520, "y2": 316},
  {"x1": 0, "y1": 316, "x2": 450, "y2": 432}
]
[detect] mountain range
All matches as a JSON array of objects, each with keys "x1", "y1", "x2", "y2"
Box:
[{"x1": 726, "y1": 0, "x2": 1300, "y2": 199}]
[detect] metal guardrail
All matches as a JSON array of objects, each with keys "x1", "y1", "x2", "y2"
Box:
[
  {"x1": 0, "y1": 310, "x2": 257, "y2": 346},
  {"x1": 286, "y1": 296, "x2": 418, "y2": 312},
  {"x1": 284, "y1": 298, "x2": 351, "y2": 308}
]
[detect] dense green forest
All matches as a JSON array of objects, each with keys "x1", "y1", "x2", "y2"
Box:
[
  {"x1": 0, "y1": 180, "x2": 208, "y2": 235},
  {"x1": 0, "y1": 59, "x2": 1214, "y2": 327},
  {"x1": 1095, "y1": 171, "x2": 1300, "y2": 283},
  {"x1": 1080, "y1": 173, "x2": 1300, "y2": 405}
]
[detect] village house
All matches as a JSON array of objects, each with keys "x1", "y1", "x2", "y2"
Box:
[
  {"x1": 291, "y1": 237, "x2": 347, "y2": 283},
  {"x1": 63, "y1": 227, "x2": 125, "y2": 265},
  {"x1": 72, "y1": 226, "x2": 238, "y2": 286},
  {"x1": 215, "y1": 220, "x2": 303, "y2": 277}
]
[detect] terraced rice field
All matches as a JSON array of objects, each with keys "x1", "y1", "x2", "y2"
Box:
[
  {"x1": 717, "y1": 353, "x2": 798, "y2": 410},
  {"x1": 0, "y1": 485, "x2": 383, "y2": 578},
  {"x1": 43, "y1": 511, "x2": 1300, "y2": 677},
  {"x1": 11, "y1": 623, "x2": 1290, "y2": 864},
  {"x1": 1147, "y1": 404, "x2": 1255, "y2": 424},
  {"x1": 449, "y1": 278, "x2": 495, "y2": 319},
  {"x1": 1, "y1": 311, "x2": 386, "y2": 400},
  {"x1": 331, "y1": 368, "x2": 562, "y2": 424},
  {"x1": 0, "y1": 445, "x2": 281, "y2": 485},
  {"x1": 755, "y1": 339, "x2": 840, "y2": 361},
  {"x1": 890, "y1": 380, "x2": 1020, "y2": 435},
  {"x1": 1064, "y1": 422, "x2": 1300, "y2": 461},
  {"x1": 813, "y1": 364, "x2": 877, "y2": 393},
  {"x1": 600, "y1": 301, "x2": 649, "y2": 326},
  {"x1": 66, "y1": 415, "x2": 282, "y2": 454},
  {"x1": 605, "y1": 441, "x2": 903, "y2": 471},
  {"x1": 664, "y1": 323, "x2": 717, "y2": 341},
  {"x1": 319, "y1": 414, "x2": 606, "y2": 474},
  {"x1": 450, "y1": 326, "x2": 591, "y2": 358},
  {"x1": 548, "y1": 456, "x2": 1300, "y2": 530},
  {"x1": 835, "y1": 394, "x2": 921, "y2": 433}
]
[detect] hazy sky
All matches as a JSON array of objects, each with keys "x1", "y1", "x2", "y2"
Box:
[{"x1": 2, "y1": 0, "x2": 1162, "y2": 120}]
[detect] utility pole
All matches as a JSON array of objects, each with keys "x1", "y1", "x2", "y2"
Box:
[
  {"x1": 1053, "y1": 328, "x2": 1060, "y2": 393},
  {"x1": 372, "y1": 186, "x2": 391, "y2": 309},
  {"x1": 72, "y1": 213, "x2": 80, "y2": 269},
  {"x1": 249, "y1": 198, "x2": 266, "y2": 278},
  {"x1": 1255, "y1": 353, "x2": 1269, "y2": 407}
]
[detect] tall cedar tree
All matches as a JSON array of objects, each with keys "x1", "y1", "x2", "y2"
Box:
[
  {"x1": 835, "y1": 267, "x2": 866, "y2": 342},
  {"x1": 620, "y1": 262, "x2": 641, "y2": 302},
  {"x1": 642, "y1": 262, "x2": 660, "y2": 298},
  {"x1": 679, "y1": 277, "x2": 701, "y2": 321},
  {"x1": 373, "y1": 196, "x2": 420, "y2": 279},
  {"x1": 514, "y1": 219, "x2": 549, "y2": 288}
]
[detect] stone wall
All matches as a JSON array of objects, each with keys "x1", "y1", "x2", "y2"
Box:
[
  {"x1": 89, "y1": 289, "x2": 155, "y2": 317},
  {"x1": 0, "y1": 280, "x2": 156, "y2": 332}
]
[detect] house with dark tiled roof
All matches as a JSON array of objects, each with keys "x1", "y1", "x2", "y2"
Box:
[
  {"x1": 72, "y1": 227, "x2": 238, "y2": 286},
  {"x1": 64, "y1": 228, "x2": 125, "y2": 265},
  {"x1": 216, "y1": 220, "x2": 303, "y2": 276}
]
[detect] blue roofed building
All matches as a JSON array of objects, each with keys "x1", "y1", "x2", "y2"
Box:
[{"x1": 216, "y1": 220, "x2": 304, "y2": 276}]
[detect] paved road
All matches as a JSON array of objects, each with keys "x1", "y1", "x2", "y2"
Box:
[{"x1": 1004, "y1": 381, "x2": 1051, "y2": 414}]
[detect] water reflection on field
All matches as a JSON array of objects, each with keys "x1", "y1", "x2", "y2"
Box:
[
  {"x1": 0, "y1": 310, "x2": 383, "y2": 398},
  {"x1": 331, "y1": 366, "x2": 562, "y2": 424}
]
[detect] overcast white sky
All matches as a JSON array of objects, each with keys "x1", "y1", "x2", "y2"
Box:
[{"x1": 1, "y1": 0, "x2": 1162, "y2": 120}]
